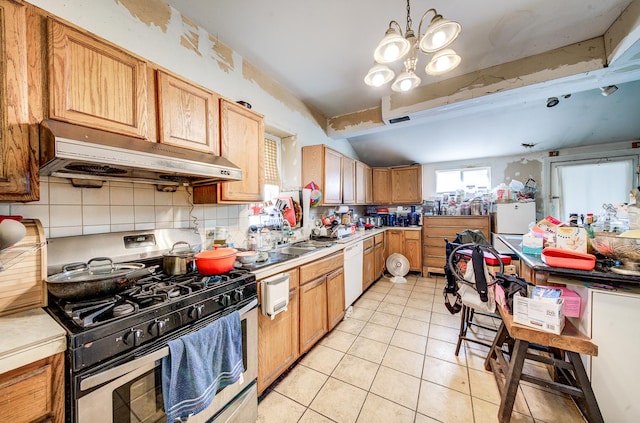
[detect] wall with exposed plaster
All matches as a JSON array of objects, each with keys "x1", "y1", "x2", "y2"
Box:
[{"x1": 26, "y1": 0, "x2": 358, "y2": 188}]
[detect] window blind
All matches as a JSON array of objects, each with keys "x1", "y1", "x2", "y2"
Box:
[{"x1": 264, "y1": 138, "x2": 281, "y2": 186}]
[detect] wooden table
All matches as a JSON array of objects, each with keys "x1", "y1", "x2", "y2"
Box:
[{"x1": 485, "y1": 307, "x2": 603, "y2": 423}]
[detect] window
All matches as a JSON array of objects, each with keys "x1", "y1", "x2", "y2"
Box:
[
  {"x1": 263, "y1": 136, "x2": 281, "y2": 201},
  {"x1": 551, "y1": 157, "x2": 635, "y2": 221},
  {"x1": 436, "y1": 167, "x2": 491, "y2": 194}
]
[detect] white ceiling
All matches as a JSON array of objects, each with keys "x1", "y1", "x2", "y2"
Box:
[{"x1": 164, "y1": 0, "x2": 640, "y2": 166}]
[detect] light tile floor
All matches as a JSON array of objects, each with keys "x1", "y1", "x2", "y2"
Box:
[{"x1": 258, "y1": 274, "x2": 587, "y2": 423}]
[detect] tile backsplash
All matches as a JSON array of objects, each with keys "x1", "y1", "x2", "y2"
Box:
[{"x1": 1, "y1": 177, "x2": 247, "y2": 244}]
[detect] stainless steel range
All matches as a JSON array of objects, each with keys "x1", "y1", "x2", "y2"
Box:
[{"x1": 45, "y1": 230, "x2": 258, "y2": 423}]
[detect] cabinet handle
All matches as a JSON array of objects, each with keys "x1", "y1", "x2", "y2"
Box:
[{"x1": 327, "y1": 268, "x2": 343, "y2": 279}]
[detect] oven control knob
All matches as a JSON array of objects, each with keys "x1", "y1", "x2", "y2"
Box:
[
  {"x1": 189, "y1": 304, "x2": 205, "y2": 320},
  {"x1": 149, "y1": 319, "x2": 168, "y2": 336},
  {"x1": 123, "y1": 328, "x2": 144, "y2": 346},
  {"x1": 233, "y1": 289, "x2": 244, "y2": 302},
  {"x1": 220, "y1": 294, "x2": 231, "y2": 307}
]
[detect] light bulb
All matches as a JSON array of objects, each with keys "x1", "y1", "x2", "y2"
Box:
[
  {"x1": 431, "y1": 30, "x2": 446, "y2": 49},
  {"x1": 371, "y1": 73, "x2": 385, "y2": 87},
  {"x1": 383, "y1": 44, "x2": 400, "y2": 61},
  {"x1": 434, "y1": 55, "x2": 451, "y2": 72},
  {"x1": 399, "y1": 78, "x2": 413, "y2": 91}
]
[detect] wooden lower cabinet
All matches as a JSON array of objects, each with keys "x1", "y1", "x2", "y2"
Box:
[
  {"x1": 363, "y1": 237, "x2": 375, "y2": 291},
  {"x1": 0, "y1": 352, "x2": 64, "y2": 423},
  {"x1": 386, "y1": 229, "x2": 422, "y2": 272},
  {"x1": 257, "y1": 269, "x2": 299, "y2": 394},
  {"x1": 326, "y1": 268, "x2": 345, "y2": 330},
  {"x1": 299, "y1": 276, "x2": 328, "y2": 354},
  {"x1": 374, "y1": 233, "x2": 386, "y2": 279},
  {"x1": 422, "y1": 215, "x2": 491, "y2": 275}
]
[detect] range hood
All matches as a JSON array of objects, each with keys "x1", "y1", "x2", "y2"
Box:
[{"x1": 39, "y1": 119, "x2": 242, "y2": 187}]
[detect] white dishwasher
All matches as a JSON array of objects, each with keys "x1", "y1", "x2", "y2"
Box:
[{"x1": 343, "y1": 241, "x2": 364, "y2": 309}]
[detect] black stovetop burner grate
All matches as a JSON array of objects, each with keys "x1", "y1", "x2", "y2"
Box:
[{"x1": 52, "y1": 266, "x2": 253, "y2": 328}]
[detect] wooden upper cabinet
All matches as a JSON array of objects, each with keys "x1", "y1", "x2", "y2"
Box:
[
  {"x1": 0, "y1": 0, "x2": 39, "y2": 201},
  {"x1": 157, "y1": 71, "x2": 219, "y2": 153},
  {"x1": 372, "y1": 167, "x2": 391, "y2": 204},
  {"x1": 48, "y1": 19, "x2": 150, "y2": 138},
  {"x1": 391, "y1": 164, "x2": 422, "y2": 204},
  {"x1": 301, "y1": 145, "x2": 343, "y2": 205},
  {"x1": 342, "y1": 156, "x2": 355, "y2": 204},
  {"x1": 217, "y1": 99, "x2": 264, "y2": 203},
  {"x1": 355, "y1": 161, "x2": 372, "y2": 205}
]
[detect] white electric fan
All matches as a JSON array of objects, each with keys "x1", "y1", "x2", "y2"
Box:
[{"x1": 386, "y1": 253, "x2": 410, "y2": 283}]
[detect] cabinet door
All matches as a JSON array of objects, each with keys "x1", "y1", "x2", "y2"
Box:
[
  {"x1": 258, "y1": 286, "x2": 299, "y2": 394},
  {"x1": 323, "y1": 148, "x2": 343, "y2": 205},
  {"x1": 48, "y1": 20, "x2": 150, "y2": 138},
  {"x1": 326, "y1": 268, "x2": 345, "y2": 330},
  {"x1": 0, "y1": 0, "x2": 39, "y2": 201},
  {"x1": 374, "y1": 241, "x2": 385, "y2": 279},
  {"x1": 157, "y1": 71, "x2": 219, "y2": 153},
  {"x1": 342, "y1": 156, "x2": 355, "y2": 204},
  {"x1": 372, "y1": 168, "x2": 391, "y2": 204},
  {"x1": 363, "y1": 246, "x2": 375, "y2": 291},
  {"x1": 404, "y1": 231, "x2": 422, "y2": 272},
  {"x1": 391, "y1": 165, "x2": 422, "y2": 204},
  {"x1": 365, "y1": 165, "x2": 373, "y2": 204},
  {"x1": 0, "y1": 352, "x2": 64, "y2": 423},
  {"x1": 355, "y1": 161, "x2": 366, "y2": 204},
  {"x1": 217, "y1": 99, "x2": 264, "y2": 202},
  {"x1": 299, "y1": 276, "x2": 328, "y2": 353},
  {"x1": 386, "y1": 230, "x2": 403, "y2": 257}
]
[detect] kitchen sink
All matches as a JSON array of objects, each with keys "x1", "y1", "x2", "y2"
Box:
[
  {"x1": 275, "y1": 246, "x2": 317, "y2": 256},
  {"x1": 293, "y1": 240, "x2": 335, "y2": 248}
]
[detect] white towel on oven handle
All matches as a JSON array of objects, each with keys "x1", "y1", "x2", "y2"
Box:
[{"x1": 161, "y1": 310, "x2": 244, "y2": 423}]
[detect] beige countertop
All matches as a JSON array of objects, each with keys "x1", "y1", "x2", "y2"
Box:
[
  {"x1": 0, "y1": 308, "x2": 67, "y2": 374},
  {"x1": 253, "y1": 226, "x2": 421, "y2": 280}
]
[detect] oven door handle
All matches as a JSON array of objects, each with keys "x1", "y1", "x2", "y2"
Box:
[
  {"x1": 80, "y1": 298, "x2": 258, "y2": 391},
  {"x1": 238, "y1": 298, "x2": 258, "y2": 316}
]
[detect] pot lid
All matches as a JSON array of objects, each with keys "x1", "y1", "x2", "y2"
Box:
[
  {"x1": 163, "y1": 241, "x2": 198, "y2": 257},
  {"x1": 47, "y1": 258, "x2": 145, "y2": 282},
  {"x1": 195, "y1": 245, "x2": 238, "y2": 259}
]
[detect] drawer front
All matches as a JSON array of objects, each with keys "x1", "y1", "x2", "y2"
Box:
[
  {"x1": 300, "y1": 253, "x2": 343, "y2": 284},
  {"x1": 423, "y1": 227, "x2": 463, "y2": 237},
  {"x1": 424, "y1": 256, "x2": 446, "y2": 268},
  {"x1": 374, "y1": 233, "x2": 384, "y2": 245},
  {"x1": 404, "y1": 230, "x2": 421, "y2": 240},
  {"x1": 363, "y1": 237, "x2": 374, "y2": 250},
  {"x1": 0, "y1": 362, "x2": 52, "y2": 422}
]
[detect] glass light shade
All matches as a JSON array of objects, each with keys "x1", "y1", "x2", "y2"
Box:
[
  {"x1": 364, "y1": 64, "x2": 395, "y2": 87},
  {"x1": 391, "y1": 71, "x2": 421, "y2": 92},
  {"x1": 425, "y1": 49, "x2": 461, "y2": 75},
  {"x1": 373, "y1": 29, "x2": 411, "y2": 63},
  {"x1": 419, "y1": 17, "x2": 461, "y2": 53}
]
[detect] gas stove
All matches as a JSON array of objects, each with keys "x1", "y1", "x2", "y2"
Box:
[
  {"x1": 47, "y1": 260, "x2": 256, "y2": 372},
  {"x1": 44, "y1": 229, "x2": 258, "y2": 372}
]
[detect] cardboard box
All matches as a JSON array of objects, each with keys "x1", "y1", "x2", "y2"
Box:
[
  {"x1": 535, "y1": 286, "x2": 581, "y2": 318},
  {"x1": 513, "y1": 294, "x2": 565, "y2": 334},
  {"x1": 488, "y1": 264, "x2": 517, "y2": 275},
  {"x1": 555, "y1": 227, "x2": 588, "y2": 253}
]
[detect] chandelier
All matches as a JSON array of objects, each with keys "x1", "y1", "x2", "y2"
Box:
[{"x1": 364, "y1": 0, "x2": 462, "y2": 92}]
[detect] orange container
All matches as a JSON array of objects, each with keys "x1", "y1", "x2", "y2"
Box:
[{"x1": 541, "y1": 248, "x2": 596, "y2": 270}]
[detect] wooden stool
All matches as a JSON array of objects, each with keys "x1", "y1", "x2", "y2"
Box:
[{"x1": 484, "y1": 308, "x2": 603, "y2": 423}]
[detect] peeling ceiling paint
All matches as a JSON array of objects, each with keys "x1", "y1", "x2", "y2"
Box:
[
  {"x1": 115, "y1": 0, "x2": 171, "y2": 32},
  {"x1": 180, "y1": 15, "x2": 201, "y2": 56},
  {"x1": 208, "y1": 34, "x2": 234, "y2": 73}
]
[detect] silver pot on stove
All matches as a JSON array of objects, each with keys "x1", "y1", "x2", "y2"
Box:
[{"x1": 163, "y1": 241, "x2": 198, "y2": 275}]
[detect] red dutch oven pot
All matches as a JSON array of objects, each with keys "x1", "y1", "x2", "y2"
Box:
[{"x1": 194, "y1": 245, "x2": 238, "y2": 275}]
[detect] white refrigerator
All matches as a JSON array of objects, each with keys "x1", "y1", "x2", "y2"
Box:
[{"x1": 492, "y1": 202, "x2": 537, "y2": 253}]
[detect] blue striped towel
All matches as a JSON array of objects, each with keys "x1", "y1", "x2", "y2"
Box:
[{"x1": 162, "y1": 311, "x2": 244, "y2": 422}]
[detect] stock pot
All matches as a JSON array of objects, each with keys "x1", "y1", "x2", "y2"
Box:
[
  {"x1": 46, "y1": 257, "x2": 155, "y2": 300},
  {"x1": 163, "y1": 241, "x2": 197, "y2": 275}
]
